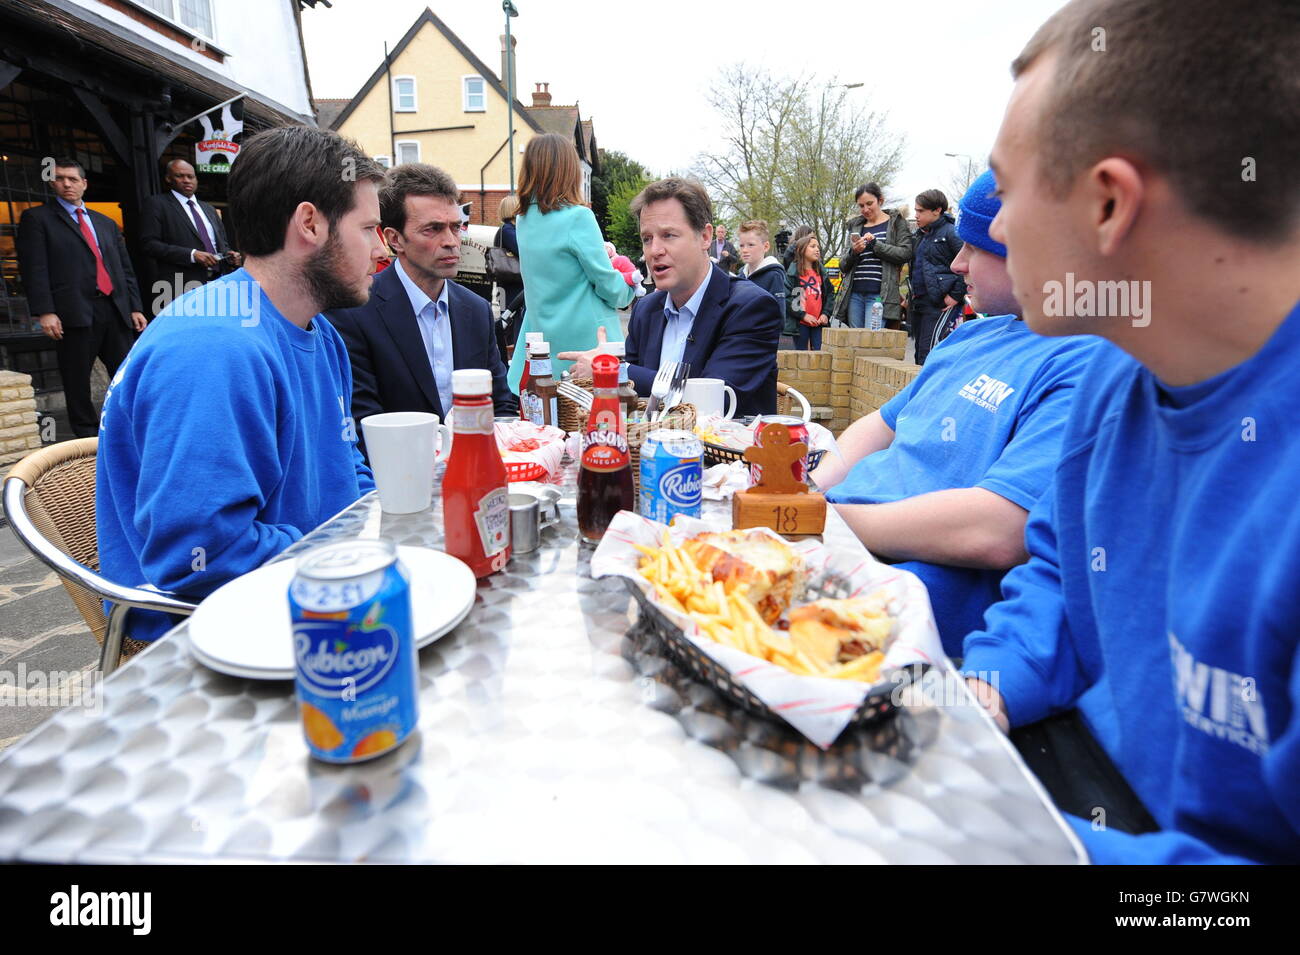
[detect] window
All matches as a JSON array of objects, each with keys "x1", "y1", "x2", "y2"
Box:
[
  {"x1": 463, "y1": 76, "x2": 485, "y2": 112},
  {"x1": 132, "y1": 0, "x2": 215, "y2": 40},
  {"x1": 395, "y1": 141, "x2": 420, "y2": 165},
  {"x1": 373, "y1": 156, "x2": 391, "y2": 169},
  {"x1": 393, "y1": 77, "x2": 417, "y2": 112}
]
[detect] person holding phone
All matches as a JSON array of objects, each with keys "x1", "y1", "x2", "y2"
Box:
[{"x1": 832, "y1": 183, "x2": 914, "y2": 330}]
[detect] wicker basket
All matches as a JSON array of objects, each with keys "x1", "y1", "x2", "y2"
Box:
[
  {"x1": 702, "y1": 441, "x2": 825, "y2": 472},
  {"x1": 558, "y1": 377, "x2": 648, "y2": 433},
  {"x1": 628, "y1": 404, "x2": 697, "y2": 494}
]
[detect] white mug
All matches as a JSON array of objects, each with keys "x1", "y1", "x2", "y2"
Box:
[
  {"x1": 682, "y1": 378, "x2": 737, "y2": 419},
  {"x1": 360, "y1": 412, "x2": 452, "y2": 514}
]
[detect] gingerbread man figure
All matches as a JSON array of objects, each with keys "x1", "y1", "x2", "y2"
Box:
[{"x1": 743, "y1": 422, "x2": 808, "y2": 494}]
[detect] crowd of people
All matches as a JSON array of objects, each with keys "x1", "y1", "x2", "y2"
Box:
[{"x1": 10, "y1": 0, "x2": 1297, "y2": 865}]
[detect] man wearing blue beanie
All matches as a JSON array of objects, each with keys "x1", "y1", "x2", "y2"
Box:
[{"x1": 812, "y1": 168, "x2": 1105, "y2": 655}]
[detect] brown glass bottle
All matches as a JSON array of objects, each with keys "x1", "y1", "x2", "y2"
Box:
[
  {"x1": 577, "y1": 354, "x2": 634, "y2": 542},
  {"x1": 522, "y1": 340, "x2": 559, "y2": 427},
  {"x1": 600, "y1": 342, "x2": 639, "y2": 426}
]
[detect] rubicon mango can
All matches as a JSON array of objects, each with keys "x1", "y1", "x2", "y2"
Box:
[{"x1": 288, "y1": 540, "x2": 419, "y2": 763}]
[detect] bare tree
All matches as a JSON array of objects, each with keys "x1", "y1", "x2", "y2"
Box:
[
  {"x1": 693, "y1": 65, "x2": 906, "y2": 259},
  {"x1": 943, "y1": 156, "x2": 984, "y2": 209}
]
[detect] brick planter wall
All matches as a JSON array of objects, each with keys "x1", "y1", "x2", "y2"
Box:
[
  {"x1": 777, "y1": 328, "x2": 917, "y2": 434},
  {"x1": 0, "y1": 371, "x2": 42, "y2": 468}
]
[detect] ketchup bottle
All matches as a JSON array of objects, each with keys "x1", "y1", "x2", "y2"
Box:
[
  {"x1": 517, "y1": 332, "x2": 543, "y2": 421},
  {"x1": 577, "y1": 353, "x2": 634, "y2": 542},
  {"x1": 443, "y1": 369, "x2": 511, "y2": 577}
]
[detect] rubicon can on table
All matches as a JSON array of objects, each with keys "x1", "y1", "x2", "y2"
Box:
[
  {"x1": 751, "y1": 415, "x2": 811, "y2": 487},
  {"x1": 288, "y1": 539, "x2": 419, "y2": 763},
  {"x1": 640, "y1": 429, "x2": 703, "y2": 524}
]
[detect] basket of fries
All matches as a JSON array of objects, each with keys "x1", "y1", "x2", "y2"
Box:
[{"x1": 592, "y1": 512, "x2": 943, "y2": 748}]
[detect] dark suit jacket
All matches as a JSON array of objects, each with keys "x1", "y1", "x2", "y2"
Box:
[
  {"x1": 138, "y1": 191, "x2": 231, "y2": 300},
  {"x1": 625, "y1": 263, "x2": 780, "y2": 417},
  {"x1": 16, "y1": 200, "x2": 143, "y2": 329},
  {"x1": 327, "y1": 265, "x2": 518, "y2": 447}
]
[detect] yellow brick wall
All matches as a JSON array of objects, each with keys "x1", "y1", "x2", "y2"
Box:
[
  {"x1": 0, "y1": 371, "x2": 42, "y2": 467},
  {"x1": 778, "y1": 329, "x2": 916, "y2": 435}
]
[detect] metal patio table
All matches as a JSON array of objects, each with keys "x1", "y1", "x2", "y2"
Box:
[{"x1": 0, "y1": 465, "x2": 1086, "y2": 864}]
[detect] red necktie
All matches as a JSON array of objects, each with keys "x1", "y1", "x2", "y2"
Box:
[{"x1": 75, "y1": 208, "x2": 114, "y2": 297}]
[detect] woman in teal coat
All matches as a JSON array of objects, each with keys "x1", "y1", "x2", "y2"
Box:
[{"x1": 506, "y1": 133, "x2": 636, "y2": 391}]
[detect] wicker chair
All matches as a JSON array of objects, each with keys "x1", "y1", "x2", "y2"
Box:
[
  {"x1": 776, "y1": 382, "x2": 812, "y2": 421},
  {"x1": 2, "y1": 438, "x2": 196, "y2": 674}
]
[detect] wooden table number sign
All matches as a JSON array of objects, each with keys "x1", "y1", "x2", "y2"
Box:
[{"x1": 732, "y1": 422, "x2": 827, "y2": 536}]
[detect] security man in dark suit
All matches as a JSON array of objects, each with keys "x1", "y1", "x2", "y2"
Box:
[
  {"x1": 327, "y1": 163, "x2": 516, "y2": 456},
  {"x1": 138, "y1": 158, "x2": 238, "y2": 314},
  {"x1": 560, "y1": 178, "x2": 780, "y2": 417},
  {"x1": 16, "y1": 158, "x2": 147, "y2": 437}
]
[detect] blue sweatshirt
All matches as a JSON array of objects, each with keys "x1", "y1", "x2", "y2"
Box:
[
  {"x1": 825, "y1": 315, "x2": 1103, "y2": 653},
  {"x1": 97, "y1": 270, "x2": 374, "y2": 643},
  {"x1": 963, "y1": 301, "x2": 1300, "y2": 864}
]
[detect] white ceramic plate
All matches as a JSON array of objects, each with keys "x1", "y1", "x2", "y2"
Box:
[{"x1": 188, "y1": 545, "x2": 476, "y2": 680}]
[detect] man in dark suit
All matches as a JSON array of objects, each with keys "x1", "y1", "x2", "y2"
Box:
[
  {"x1": 709, "y1": 223, "x2": 739, "y2": 274},
  {"x1": 560, "y1": 178, "x2": 779, "y2": 417},
  {"x1": 328, "y1": 163, "x2": 516, "y2": 453},
  {"x1": 138, "y1": 158, "x2": 238, "y2": 315},
  {"x1": 16, "y1": 158, "x2": 147, "y2": 437}
]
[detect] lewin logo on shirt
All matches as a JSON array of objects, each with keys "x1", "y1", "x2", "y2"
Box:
[
  {"x1": 958, "y1": 373, "x2": 1016, "y2": 412},
  {"x1": 1169, "y1": 632, "x2": 1268, "y2": 756}
]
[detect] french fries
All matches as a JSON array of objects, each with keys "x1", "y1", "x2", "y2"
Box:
[{"x1": 636, "y1": 531, "x2": 887, "y2": 683}]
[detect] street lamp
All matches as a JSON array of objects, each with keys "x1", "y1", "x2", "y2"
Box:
[
  {"x1": 945, "y1": 151, "x2": 975, "y2": 192},
  {"x1": 504, "y1": 1, "x2": 519, "y2": 193}
]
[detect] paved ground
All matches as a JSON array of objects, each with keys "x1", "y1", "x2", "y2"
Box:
[{"x1": 0, "y1": 519, "x2": 99, "y2": 753}]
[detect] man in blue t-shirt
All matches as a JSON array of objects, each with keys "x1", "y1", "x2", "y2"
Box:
[
  {"x1": 812, "y1": 170, "x2": 1102, "y2": 655},
  {"x1": 96, "y1": 127, "x2": 385, "y2": 643},
  {"x1": 962, "y1": 0, "x2": 1300, "y2": 863}
]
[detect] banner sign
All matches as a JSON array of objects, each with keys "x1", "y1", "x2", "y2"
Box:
[{"x1": 195, "y1": 100, "x2": 245, "y2": 174}]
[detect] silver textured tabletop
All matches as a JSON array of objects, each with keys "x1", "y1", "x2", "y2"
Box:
[{"x1": 0, "y1": 467, "x2": 1085, "y2": 864}]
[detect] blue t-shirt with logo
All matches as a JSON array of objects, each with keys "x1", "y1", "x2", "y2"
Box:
[
  {"x1": 826, "y1": 315, "x2": 1104, "y2": 653},
  {"x1": 962, "y1": 300, "x2": 1300, "y2": 864}
]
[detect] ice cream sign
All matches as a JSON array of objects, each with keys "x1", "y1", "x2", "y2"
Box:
[{"x1": 195, "y1": 102, "x2": 244, "y2": 174}]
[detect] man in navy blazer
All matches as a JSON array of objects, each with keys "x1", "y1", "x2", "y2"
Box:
[
  {"x1": 327, "y1": 163, "x2": 516, "y2": 451},
  {"x1": 560, "y1": 178, "x2": 779, "y2": 417}
]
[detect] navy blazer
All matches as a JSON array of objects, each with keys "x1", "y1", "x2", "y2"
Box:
[
  {"x1": 625, "y1": 263, "x2": 780, "y2": 417},
  {"x1": 16, "y1": 200, "x2": 143, "y2": 329},
  {"x1": 326, "y1": 265, "x2": 518, "y2": 444}
]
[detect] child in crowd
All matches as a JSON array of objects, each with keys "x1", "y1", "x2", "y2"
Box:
[
  {"x1": 734, "y1": 219, "x2": 788, "y2": 345},
  {"x1": 784, "y1": 234, "x2": 833, "y2": 351}
]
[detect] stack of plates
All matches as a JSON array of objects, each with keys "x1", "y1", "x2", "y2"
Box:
[{"x1": 188, "y1": 545, "x2": 476, "y2": 680}]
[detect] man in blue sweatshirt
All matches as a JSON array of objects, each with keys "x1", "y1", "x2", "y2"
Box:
[
  {"x1": 96, "y1": 127, "x2": 386, "y2": 643},
  {"x1": 812, "y1": 170, "x2": 1102, "y2": 655},
  {"x1": 963, "y1": 0, "x2": 1300, "y2": 864}
]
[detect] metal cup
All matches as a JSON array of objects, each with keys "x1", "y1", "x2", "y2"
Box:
[{"x1": 508, "y1": 491, "x2": 560, "y2": 554}]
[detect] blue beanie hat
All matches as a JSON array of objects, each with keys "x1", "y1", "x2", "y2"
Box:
[{"x1": 956, "y1": 168, "x2": 1007, "y2": 258}]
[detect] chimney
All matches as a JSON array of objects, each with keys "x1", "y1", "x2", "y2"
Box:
[
  {"x1": 499, "y1": 34, "x2": 516, "y2": 89},
  {"x1": 531, "y1": 82, "x2": 551, "y2": 107}
]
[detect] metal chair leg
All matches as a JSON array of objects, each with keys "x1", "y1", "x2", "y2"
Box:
[{"x1": 100, "y1": 603, "x2": 128, "y2": 675}]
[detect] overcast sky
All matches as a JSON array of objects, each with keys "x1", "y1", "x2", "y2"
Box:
[{"x1": 302, "y1": 0, "x2": 1067, "y2": 209}]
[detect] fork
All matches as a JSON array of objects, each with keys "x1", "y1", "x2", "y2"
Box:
[
  {"x1": 643, "y1": 361, "x2": 675, "y2": 421},
  {"x1": 556, "y1": 380, "x2": 593, "y2": 410},
  {"x1": 655, "y1": 362, "x2": 691, "y2": 422}
]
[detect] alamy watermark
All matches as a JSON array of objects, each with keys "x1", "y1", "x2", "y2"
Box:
[
  {"x1": 1042, "y1": 272, "x2": 1151, "y2": 327},
  {"x1": 151, "y1": 275, "x2": 261, "y2": 326},
  {"x1": 0, "y1": 664, "x2": 102, "y2": 713}
]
